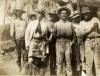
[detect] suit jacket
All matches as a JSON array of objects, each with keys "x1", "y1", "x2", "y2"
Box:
[{"x1": 25, "y1": 19, "x2": 48, "y2": 47}]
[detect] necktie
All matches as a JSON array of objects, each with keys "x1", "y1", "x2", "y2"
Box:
[{"x1": 35, "y1": 21, "x2": 42, "y2": 34}]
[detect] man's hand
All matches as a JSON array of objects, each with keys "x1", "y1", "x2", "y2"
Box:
[{"x1": 26, "y1": 46, "x2": 29, "y2": 51}]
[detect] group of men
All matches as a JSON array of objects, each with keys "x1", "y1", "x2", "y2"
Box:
[{"x1": 10, "y1": 6, "x2": 100, "y2": 76}]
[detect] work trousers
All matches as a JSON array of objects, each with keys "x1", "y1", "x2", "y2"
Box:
[
  {"x1": 56, "y1": 38, "x2": 72, "y2": 76},
  {"x1": 28, "y1": 39, "x2": 47, "y2": 76},
  {"x1": 14, "y1": 39, "x2": 27, "y2": 70},
  {"x1": 85, "y1": 38, "x2": 100, "y2": 76}
]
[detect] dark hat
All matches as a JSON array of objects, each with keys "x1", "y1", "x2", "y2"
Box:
[
  {"x1": 57, "y1": 7, "x2": 71, "y2": 16},
  {"x1": 36, "y1": 9, "x2": 45, "y2": 16},
  {"x1": 47, "y1": 9, "x2": 57, "y2": 15},
  {"x1": 13, "y1": 9, "x2": 25, "y2": 14},
  {"x1": 81, "y1": 7, "x2": 92, "y2": 14}
]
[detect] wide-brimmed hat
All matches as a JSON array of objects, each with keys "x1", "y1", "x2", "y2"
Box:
[
  {"x1": 57, "y1": 7, "x2": 71, "y2": 17},
  {"x1": 35, "y1": 9, "x2": 45, "y2": 16},
  {"x1": 81, "y1": 7, "x2": 92, "y2": 14},
  {"x1": 70, "y1": 13, "x2": 80, "y2": 19}
]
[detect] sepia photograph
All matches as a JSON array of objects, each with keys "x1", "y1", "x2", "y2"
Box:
[{"x1": 0, "y1": 0, "x2": 100, "y2": 76}]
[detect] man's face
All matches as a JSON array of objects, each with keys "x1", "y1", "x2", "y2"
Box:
[
  {"x1": 36, "y1": 12, "x2": 43, "y2": 20},
  {"x1": 83, "y1": 13, "x2": 92, "y2": 21},
  {"x1": 47, "y1": 14, "x2": 56, "y2": 21},
  {"x1": 59, "y1": 10, "x2": 68, "y2": 20},
  {"x1": 16, "y1": 12, "x2": 22, "y2": 18},
  {"x1": 73, "y1": 17, "x2": 80, "y2": 23}
]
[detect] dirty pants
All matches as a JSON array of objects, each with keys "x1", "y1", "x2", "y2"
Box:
[
  {"x1": 28, "y1": 39, "x2": 47, "y2": 75},
  {"x1": 56, "y1": 38, "x2": 72, "y2": 76},
  {"x1": 85, "y1": 38, "x2": 100, "y2": 76},
  {"x1": 77, "y1": 38, "x2": 85, "y2": 70}
]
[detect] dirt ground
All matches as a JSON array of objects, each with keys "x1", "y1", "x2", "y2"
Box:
[
  {"x1": 0, "y1": 50, "x2": 21, "y2": 75},
  {"x1": 0, "y1": 49, "x2": 79, "y2": 76},
  {"x1": 0, "y1": 49, "x2": 51, "y2": 75}
]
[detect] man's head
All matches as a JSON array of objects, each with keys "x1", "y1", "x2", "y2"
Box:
[
  {"x1": 57, "y1": 7, "x2": 71, "y2": 21},
  {"x1": 36, "y1": 9, "x2": 45, "y2": 21},
  {"x1": 71, "y1": 13, "x2": 81, "y2": 23},
  {"x1": 81, "y1": 7, "x2": 93, "y2": 21},
  {"x1": 29, "y1": 12, "x2": 36, "y2": 21},
  {"x1": 13, "y1": 9, "x2": 25, "y2": 18},
  {"x1": 47, "y1": 9, "x2": 58, "y2": 22}
]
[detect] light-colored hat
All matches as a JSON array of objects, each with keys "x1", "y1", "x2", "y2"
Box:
[
  {"x1": 70, "y1": 13, "x2": 80, "y2": 19},
  {"x1": 57, "y1": 7, "x2": 71, "y2": 16},
  {"x1": 81, "y1": 7, "x2": 92, "y2": 14}
]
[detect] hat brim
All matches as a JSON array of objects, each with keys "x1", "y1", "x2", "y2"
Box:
[
  {"x1": 29, "y1": 14, "x2": 36, "y2": 18},
  {"x1": 57, "y1": 7, "x2": 71, "y2": 16},
  {"x1": 81, "y1": 11, "x2": 92, "y2": 14},
  {"x1": 70, "y1": 13, "x2": 80, "y2": 19},
  {"x1": 47, "y1": 13, "x2": 57, "y2": 15}
]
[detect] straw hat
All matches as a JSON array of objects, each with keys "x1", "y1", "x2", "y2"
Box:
[{"x1": 57, "y1": 7, "x2": 71, "y2": 17}]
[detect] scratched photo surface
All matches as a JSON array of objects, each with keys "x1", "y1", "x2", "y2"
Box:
[{"x1": 0, "y1": 0, "x2": 100, "y2": 76}]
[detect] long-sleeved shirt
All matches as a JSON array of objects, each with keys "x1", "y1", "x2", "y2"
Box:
[
  {"x1": 53, "y1": 20, "x2": 73, "y2": 38},
  {"x1": 10, "y1": 18, "x2": 26, "y2": 40},
  {"x1": 75, "y1": 17, "x2": 100, "y2": 37},
  {"x1": 25, "y1": 19, "x2": 48, "y2": 47}
]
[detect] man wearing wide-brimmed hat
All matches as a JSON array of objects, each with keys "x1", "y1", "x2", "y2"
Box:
[
  {"x1": 25, "y1": 9, "x2": 48, "y2": 75},
  {"x1": 10, "y1": 9, "x2": 27, "y2": 71},
  {"x1": 52, "y1": 7, "x2": 74, "y2": 76},
  {"x1": 70, "y1": 12, "x2": 82, "y2": 73},
  {"x1": 80, "y1": 7, "x2": 100, "y2": 76}
]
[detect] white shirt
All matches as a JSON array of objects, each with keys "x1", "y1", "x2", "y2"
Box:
[
  {"x1": 74, "y1": 17, "x2": 100, "y2": 37},
  {"x1": 25, "y1": 19, "x2": 48, "y2": 47}
]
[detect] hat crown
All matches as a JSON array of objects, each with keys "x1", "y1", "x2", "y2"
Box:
[{"x1": 81, "y1": 7, "x2": 91, "y2": 13}]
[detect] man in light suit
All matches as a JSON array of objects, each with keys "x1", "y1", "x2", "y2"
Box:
[{"x1": 25, "y1": 9, "x2": 48, "y2": 75}]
